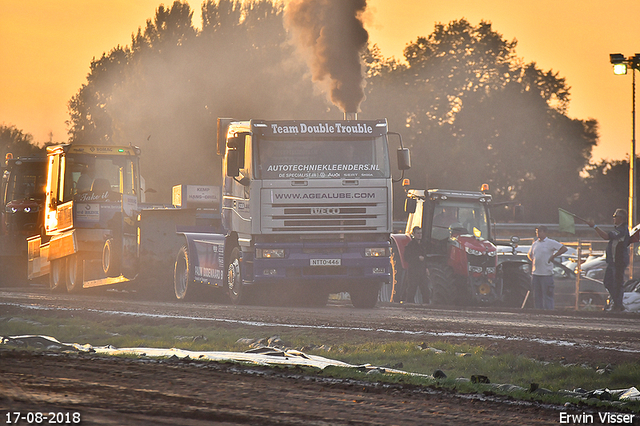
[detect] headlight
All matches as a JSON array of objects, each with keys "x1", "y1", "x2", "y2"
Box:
[
  {"x1": 465, "y1": 246, "x2": 483, "y2": 256},
  {"x1": 520, "y1": 264, "x2": 531, "y2": 274},
  {"x1": 6, "y1": 205, "x2": 38, "y2": 213},
  {"x1": 255, "y1": 248, "x2": 285, "y2": 258},
  {"x1": 365, "y1": 247, "x2": 388, "y2": 257}
]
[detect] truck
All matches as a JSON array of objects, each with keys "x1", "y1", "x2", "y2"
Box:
[
  {"x1": 26, "y1": 144, "x2": 206, "y2": 296},
  {"x1": 389, "y1": 185, "x2": 530, "y2": 307},
  {"x1": 27, "y1": 118, "x2": 410, "y2": 308},
  {"x1": 1, "y1": 154, "x2": 47, "y2": 286}
]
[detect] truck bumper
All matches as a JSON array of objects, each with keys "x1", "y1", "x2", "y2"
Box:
[{"x1": 249, "y1": 241, "x2": 391, "y2": 287}]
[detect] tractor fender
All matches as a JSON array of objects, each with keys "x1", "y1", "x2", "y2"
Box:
[{"x1": 390, "y1": 233, "x2": 412, "y2": 269}]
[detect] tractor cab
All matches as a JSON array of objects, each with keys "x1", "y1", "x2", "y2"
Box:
[
  {"x1": 405, "y1": 188, "x2": 494, "y2": 255},
  {"x1": 2, "y1": 155, "x2": 48, "y2": 238}
]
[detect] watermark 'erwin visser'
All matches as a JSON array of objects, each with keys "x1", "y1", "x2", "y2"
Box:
[{"x1": 559, "y1": 412, "x2": 635, "y2": 424}]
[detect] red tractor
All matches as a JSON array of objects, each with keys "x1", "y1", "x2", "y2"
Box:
[
  {"x1": 389, "y1": 185, "x2": 530, "y2": 306},
  {"x1": 0, "y1": 154, "x2": 47, "y2": 286}
]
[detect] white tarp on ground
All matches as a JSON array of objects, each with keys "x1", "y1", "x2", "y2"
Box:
[
  {"x1": 2, "y1": 335, "x2": 639, "y2": 402},
  {"x1": 0, "y1": 335, "x2": 390, "y2": 371}
]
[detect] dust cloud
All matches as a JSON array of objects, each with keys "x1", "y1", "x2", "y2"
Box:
[{"x1": 284, "y1": 0, "x2": 369, "y2": 113}]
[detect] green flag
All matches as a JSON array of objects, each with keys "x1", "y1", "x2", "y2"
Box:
[{"x1": 558, "y1": 208, "x2": 575, "y2": 234}]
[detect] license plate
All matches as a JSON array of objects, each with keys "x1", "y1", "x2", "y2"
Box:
[{"x1": 310, "y1": 259, "x2": 341, "y2": 266}]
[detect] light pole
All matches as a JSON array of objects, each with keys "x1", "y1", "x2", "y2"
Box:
[{"x1": 609, "y1": 53, "x2": 640, "y2": 228}]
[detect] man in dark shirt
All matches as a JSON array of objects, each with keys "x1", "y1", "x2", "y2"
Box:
[
  {"x1": 403, "y1": 226, "x2": 430, "y2": 304},
  {"x1": 588, "y1": 208, "x2": 630, "y2": 311}
]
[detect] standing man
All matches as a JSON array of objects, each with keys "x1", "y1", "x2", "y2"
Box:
[
  {"x1": 588, "y1": 209, "x2": 630, "y2": 312},
  {"x1": 527, "y1": 226, "x2": 568, "y2": 310},
  {"x1": 403, "y1": 226, "x2": 430, "y2": 304}
]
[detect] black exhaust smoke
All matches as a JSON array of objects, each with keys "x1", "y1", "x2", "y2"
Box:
[{"x1": 285, "y1": 0, "x2": 369, "y2": 115}]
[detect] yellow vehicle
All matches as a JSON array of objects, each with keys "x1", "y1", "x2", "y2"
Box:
[{"x1": 27, "y1": 144, "x2": 201, "y2": 295}]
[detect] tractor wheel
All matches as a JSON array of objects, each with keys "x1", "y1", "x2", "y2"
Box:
[
  {"x1": 429, "y1": 262, "x2": 457, "y2": 305},
  {"x1": 350, "y1": 282, "x2": 382, "y2": 309},
  {"x1": 49, "y1": 258, "x2": 66, "y2": 293},
  {"x1": 174, "y1": 245, "x2": 197, "y2": 301},
  {"x1": 66, "y1": 254, "x2": 83, "y2": 293},
  {"x1": 501, "y1": 266, "x2": 532, "y2": 308}
]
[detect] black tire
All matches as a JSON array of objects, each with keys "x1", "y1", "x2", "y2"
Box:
[
  {"x1": 227, "y1": 247, "x2": 246, "y2": 305},
  {"x1": 102, "y1": 238, "x2": 121, "y2": 278},
  {"x1": 389, "y1": 243, "x2": 405, "y2": 303},
  {"x1": 429, "y1": 262, "x2": 456, "y2": 305},
  {"x1": 500, "y1": 266, "x2": 532, "y2": 308},
  {"x1": 49, "y1": 258, "x2": 66, "y2": 293},
  {"x1": 350, "y1": 282, "x2": 381, "y2": 309},
  {"x1": 577, "y1": 292, "x2": 606, "y2": 311},
  {"x1": 174, "y1": 245, "x2": 196, "y2": 301},
  {"x1": 66, "y1": 253, "x2": 83, "y2": 293}
]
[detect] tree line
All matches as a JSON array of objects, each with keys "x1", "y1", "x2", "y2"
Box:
[{"x1": 1, "y1": 0, "x2": 630, "y2": 224}]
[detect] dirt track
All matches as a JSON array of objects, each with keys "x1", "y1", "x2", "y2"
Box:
[{"x1": 1, "y1": 287, "x2": 639, "y2": 425}]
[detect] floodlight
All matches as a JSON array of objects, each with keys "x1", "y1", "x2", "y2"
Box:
[{"x1": 614, "y1": 63, "x2": 628, "y2": 75}]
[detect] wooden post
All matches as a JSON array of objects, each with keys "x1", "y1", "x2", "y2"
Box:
[{"x1": 575, "y1": 240, "x2": 582, "y2": 311}]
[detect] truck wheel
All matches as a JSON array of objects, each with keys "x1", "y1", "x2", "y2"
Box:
[
  {"x1": 350, "y1": 282, "x2": 381, "y2": 309},
  {"x1": 227, "y1": 247, "x2": 245, "y2": 305},
  {"x1": 429, "y1": 262, "x2": 456, "y2": 305},
  {"x1": 66, "y1": 254, "x2": 83, "y2": 293},
  {"x1": 501, "y1": 267, "x2": 532, "y2": 308},
  {"x1": 50, "y1": 259, "x2": 66, "y2": 293},
  {"x1": 102, "y1": 238, "x2": 121, "y2": 278},
  {"x1": 174, "y1": 245, "x2": 196, "y2": 301}
]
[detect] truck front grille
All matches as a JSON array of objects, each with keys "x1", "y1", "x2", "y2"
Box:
[{"x1": 262, "y1": 187, "x2": 388, "y2": 234}]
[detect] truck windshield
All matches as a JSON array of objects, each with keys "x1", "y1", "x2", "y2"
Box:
[
  {"x1": 64, "y1": 154, "x2": 138, "y2": 201},
  {"x1": 256, "y1": 136, "x2": 390, "y2": 179},
  {"x1": 431, "y1": 201, "x2": 489, "y2": 241},
  {"x1": 4, "y1": 163, "x2": 47, "y2": 203}
]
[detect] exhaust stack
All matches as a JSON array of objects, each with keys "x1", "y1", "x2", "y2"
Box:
[{"x1": 344, "y1": 112, "x2": 358, "y2": 121}]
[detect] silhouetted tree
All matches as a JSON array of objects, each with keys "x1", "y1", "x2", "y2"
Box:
[
  {"x1": 0, "y1": 125, "x2": 45, "y2": 162},
  {"x1": 363, "y1": 19, "x2": 597, "y2": 223},
  {"x1": 576, "y1": 158, "x2": 631, "y2": 222}
]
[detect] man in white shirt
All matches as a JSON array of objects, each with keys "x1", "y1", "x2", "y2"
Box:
[{"x1": 527, "y1": 226, "x2": 568, "y2": 310}]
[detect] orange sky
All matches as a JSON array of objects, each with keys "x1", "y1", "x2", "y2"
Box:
[{"x1": 1, "y1": 0, "x2": 639, "y2": 162}]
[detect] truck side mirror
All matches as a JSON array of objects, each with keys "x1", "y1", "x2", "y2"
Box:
[
  {"x1": 397, "y1": 148, "x2": 411, "y2": 170},
  {"x1": 217, "y1": 118, "x2": 234, "y2": 156},
  {"x1": 405, "y1": 198, "x2": 416, "y2": 214},
  {"x1": 226, "y1": 150, "x2": 240, "y2": 177}
]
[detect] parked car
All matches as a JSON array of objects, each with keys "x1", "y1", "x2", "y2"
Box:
[
  {"x1": 552, "y1": 262, "x2": 608, "y2": 310},
  {"x1": 564, "y1": 254, "x2": 607, "y2": 281}
]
